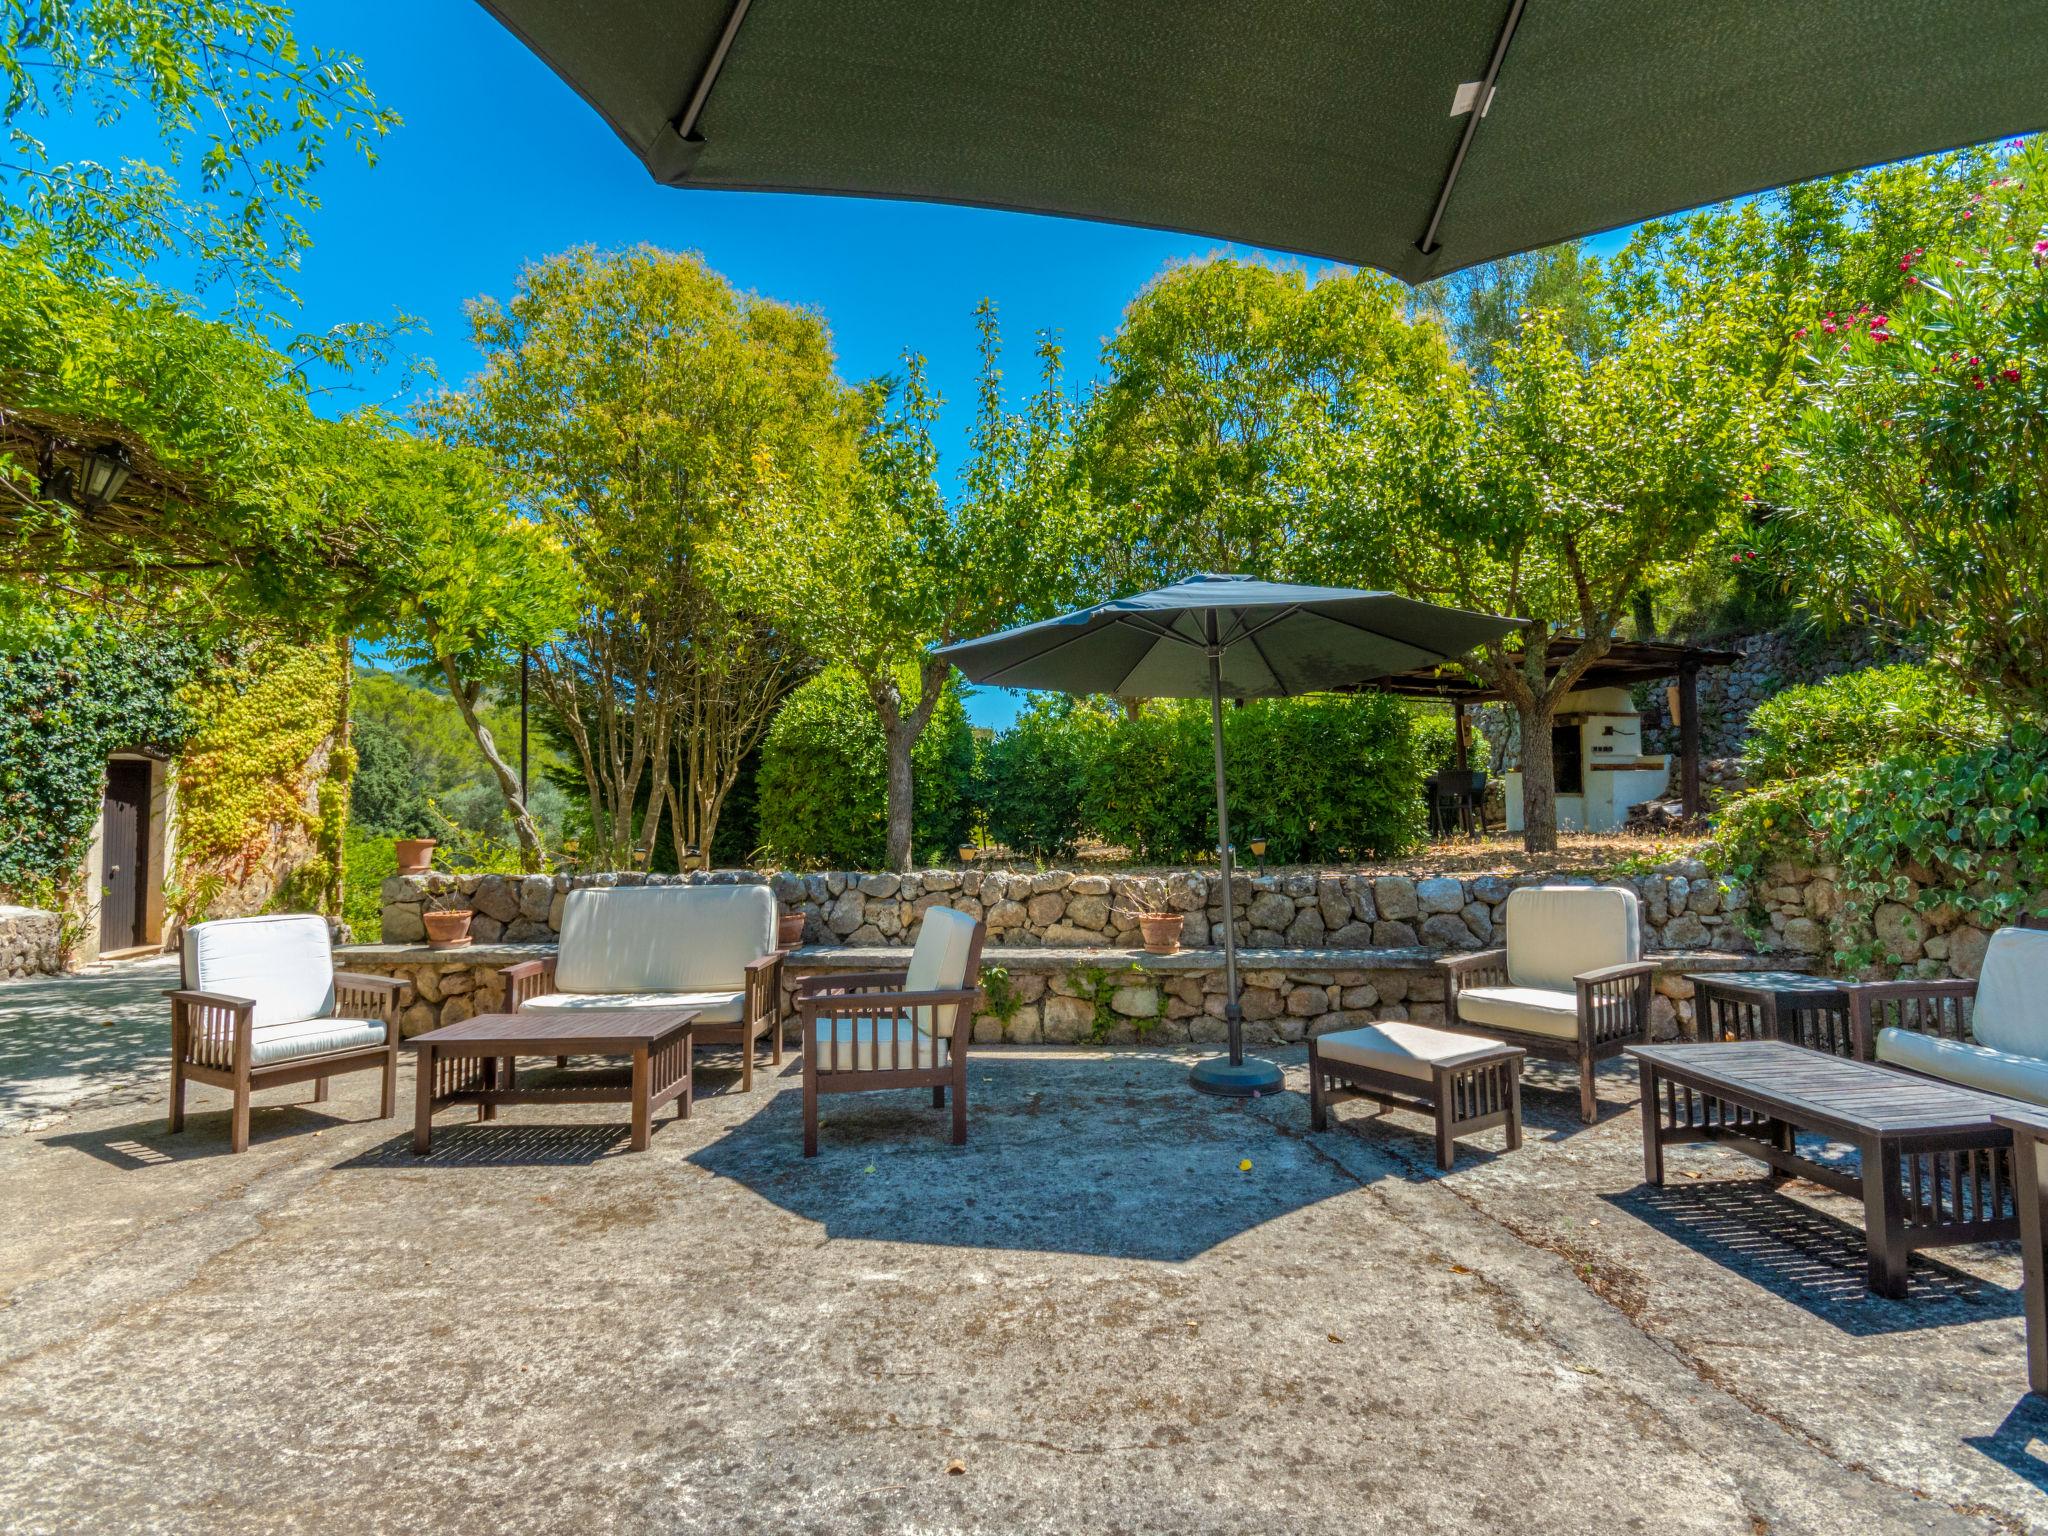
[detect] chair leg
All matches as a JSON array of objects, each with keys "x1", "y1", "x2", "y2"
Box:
[
  {"x1": 932, "y1": 1085, "x2": 946, "y2": 1108},
  {"x1": 380, "y1": 1048, "x2": 398, "y2": 1119},
  {"x1": 557, "y1": 1055, "x2": 569, "y2": 1069},
  {"x1": 168, "y1": 1056, "x2": 186, "y2": 1134},
  {"x1": 313, "y1": 1075, "x2": 329, "y2": 1104},
  {"x1": 803, "y1": 1069, "x2": 819, "y2": 1157},
  {"x1": 770, "y1": 1014, "x2": 783, "y2": 1066},
  {"x1": 1578, "y1": 1054, "x2": 1599, "y2": 1124},
  {"x1": 231, "y1": 1075, "x2": 252, "y2": 1154},
  {"x1": 1308, "y1": 1048, "x2": 1327, "y2": 1131},
  {"x1": 742, "y1": 1028, "x2": 754, "y2": 1093}
]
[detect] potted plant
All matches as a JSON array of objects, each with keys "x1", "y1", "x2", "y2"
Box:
[
  {"x1": 422, "y1": 891, "x2": 474, "y2": 950},
  {"x1": 1136, "y1": 912, "x2": 1184, "y2": 955},
  {"x1": 394, "y1": 836, "x2": 438, "y2": 875},
  {"x1": 777, "y1": 909, "x2": 807, "y2": 948}
]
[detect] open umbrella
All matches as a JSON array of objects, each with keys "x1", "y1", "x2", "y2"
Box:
[
  {"x1": 938, "y1": 573, "x2": 1525, "y2": 1097},
  {"x1": 478, "y1": 0, "x2": 2044, "y2": 282}
]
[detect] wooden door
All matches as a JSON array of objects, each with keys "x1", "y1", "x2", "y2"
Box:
[{"x1": 99, "y1": 758, "x2": 151, "y2": 952}]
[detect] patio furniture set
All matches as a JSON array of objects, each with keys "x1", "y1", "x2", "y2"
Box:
[{"x1": 162, "y1": 882, "x2": 2048, "y2": 1382}]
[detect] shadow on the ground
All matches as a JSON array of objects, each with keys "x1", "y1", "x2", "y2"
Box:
[
  {"x1": 340, "y1": 1122, "x2": 639, "y2": 1167},
  {"x1": 1967, "y1": 1397, "x2": 2048, "y2": 1494},
  {"x1": 0, "y1": 957, "x2": 180, "y2": 1130},
  {"x1": 42, "y1": 1102, "x2": 354, "y2": 1167},
  {"x1": 688, "y1": 1050, "x2": 1403, "y2": 1261},
  {"x1": 1605, "y1": 1178, "x2": 2020, "y2": 1335}
]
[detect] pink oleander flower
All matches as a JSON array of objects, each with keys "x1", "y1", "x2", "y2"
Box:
[
  {"x1": 2003, "y1": 368, "x2": 2022, "y2": 383},
  {"x1": 1973, "y1": 377, "x2": 1988, "y2": 389}
]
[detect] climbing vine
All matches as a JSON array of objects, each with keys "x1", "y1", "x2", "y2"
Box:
[
  {"x1": 0, "y1": 626, "x2": 202, "y2": 898},
  {"x1": 174, "y1": 643, "x2": 347, "y2": 919}
]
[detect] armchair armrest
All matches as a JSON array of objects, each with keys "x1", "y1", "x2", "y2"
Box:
[
  {"x1": 806, "y1": 987, "x2": 980, "y2": 1015},
  {"x1": 499, "y1": 955, "x2": 558, "y2": 1012},
  {"x1": 792, "y1": 969, "x2": 909, "y2": 998},
  {"x1": 332, "y1": 971, "x2": 404, "y2": 1023},
  {"x1": 1575, "y1": 960, "x2": 1657, "y2": 986},
  {"x1": 744, "y1": 950, "x2": 782, "y2": 1028},
  {"x1": 1846, "y1": 977, "x2": 1979, "y2": 1059},
  {"x1": 1438, "y1": 948, "x2": 1506, "y2": 976},
  {"x1": 166, "y1": 989, "x2": 254, "y2": 1068}
]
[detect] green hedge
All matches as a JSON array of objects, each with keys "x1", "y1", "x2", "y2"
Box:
[
  {"x1": 981, "y1": 695, "x2": 1103, "y2": 859},
  {"x1": 757, "y1": 668, "x2": 977, "y2": 868},
  {"x1": 1077, "y1": 693, "x2": 1429, "y2": 864},
  {"x1": 1742, "y1": 663, "x2": 2002, "y2": 784}
]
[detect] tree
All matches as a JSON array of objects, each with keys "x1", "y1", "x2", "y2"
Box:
[
  {"x1": 1783, "y1": 137, "x2": 2048, "y2": 721},
  {"x1": 439, "y1": 247, "x2": 858, "y2": 869},
  {"x1": 372, "y1": 434, "x2": 580, "y2": 870},
  {"x1": 1306, "y1": 306, "x2": 1768, "y2": 851},
  {"x1": 758, "y1": 302, "x2": 1084, "y2": 871},
  {"x1": 1076, "y1": 258, "x2": 1453, "y2": 590},
  {"x1": 347, "y1": 716, "x2": 431, "y2": 836},
  {"x1": 1417, "y1": 242, "x2": 1606, "y2": 390},
  {"x1": 1, "y1": 0, "x2": 397, "y2": 318}
]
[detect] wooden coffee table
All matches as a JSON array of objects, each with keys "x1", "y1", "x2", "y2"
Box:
[
  {"x1": 407, "y1": 1010, "x2": 696, "y2": 1154},
  {"x1": 1631, "y1": 1041, "x2": 2019, "y2": 1297}
]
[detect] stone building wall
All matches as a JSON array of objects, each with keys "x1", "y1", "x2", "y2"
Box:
[{"x1": 0, "y1": 906, "x2": 62, "y2": 978}]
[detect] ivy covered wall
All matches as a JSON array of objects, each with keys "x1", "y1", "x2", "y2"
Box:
[
  {"x1": 0, "y1": 628, "x2": 201, "y2": 902},
  {"x1": 173, "y1": 643, "x2": 350, "y2": 923}
]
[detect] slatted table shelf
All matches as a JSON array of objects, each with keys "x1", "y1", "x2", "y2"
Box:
[
  {"x1": 1687, "y1": 970, "x2": 1853, "y2": 1058},
  {"x1": 1629, "y1": 1041, "x2": 2019, "y2": 1298},
  {"x1": 406, "y1": 1010, "x2": 697, "y2": 1155}
]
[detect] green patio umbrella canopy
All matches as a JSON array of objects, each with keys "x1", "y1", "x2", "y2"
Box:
[
  {"x1": 937, "y1": 574, "x2": 1525, "y2": 1097},
  {"x1": 478, "y1": 0, "x2": 2047, "y2": 283}
]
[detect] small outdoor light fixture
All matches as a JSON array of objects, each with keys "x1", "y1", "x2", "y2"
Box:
[
  {"x1": 1248, "y1": 837, "x2": 1268, "y2": 874},
  {"x1": 74, "y1": 441, "x2": 133, "y2": 510}
]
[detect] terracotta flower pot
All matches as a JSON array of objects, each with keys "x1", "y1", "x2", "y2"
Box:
[
  {"x1": 394, "y1": 837, "x2": 438, "y2": 875},
  {"x1": 1137, "y1": 912, "x2": 1184, "y2": 955},
  {"x1": 422, "y1": 909, "x2": 474, "y2": 949},
  {"x1": 777, "y1": 911, "x2": 807, "y2": 948}
]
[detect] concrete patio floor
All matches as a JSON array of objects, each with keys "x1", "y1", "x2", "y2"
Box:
[{"x1": 3, "y1": 969, "x2": 2046, "y2": 1533}]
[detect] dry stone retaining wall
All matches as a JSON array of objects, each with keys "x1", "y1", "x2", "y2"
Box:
[{"x1": 0, "y1": 906, "x2": 61, "y2": 978}]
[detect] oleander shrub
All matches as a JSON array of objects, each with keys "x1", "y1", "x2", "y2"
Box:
[
  {"x1": 757, "y1": 667, "x2": 977, "y2": 868},
  {"x1": 1741, "y1": 662, "x2": 2001, "y2": 784}
]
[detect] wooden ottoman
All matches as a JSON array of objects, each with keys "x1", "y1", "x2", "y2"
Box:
[{"x1": 1309, "y1": 1022, "x2": 1525, "y2": 1169}]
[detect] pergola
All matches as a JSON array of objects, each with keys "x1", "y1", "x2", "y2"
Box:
[{"x1": 1363, "y1": 638, "x2": 1740, "y2": 820}]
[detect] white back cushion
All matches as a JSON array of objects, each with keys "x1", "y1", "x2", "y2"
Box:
[
  {"x1": 182, "y1": 914, "x2": 335, "y2": 1028},
  {"x1": 1504, "y1": 884, "x2": 1641, "y2": 993},
  {"x1": 905, "y1": 907, "x2": 979, "y2": 1037},
  {"x1": 1971, "y1": 926, "x2": 2048, "y2": 1058},
  {"x1": 555, "y1": 885, "x2": 774, "y2": 994}
]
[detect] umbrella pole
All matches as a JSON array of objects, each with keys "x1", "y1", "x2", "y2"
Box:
[
  {"x1": 1188, "y1": 643, "x2": 1280, "y2": 1099},
  {"x1": 1206, "y1": 648, "x2": 1243, "y2": 1063}
]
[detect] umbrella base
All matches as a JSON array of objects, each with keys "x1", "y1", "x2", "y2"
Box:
[{"x1": 1189, "y1": 1056, "x2": 1285, "y2": 1098}]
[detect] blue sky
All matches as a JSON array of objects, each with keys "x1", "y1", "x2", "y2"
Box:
[{"x1": 119, "y1": 1, "x2": 1640, "y2": 725}]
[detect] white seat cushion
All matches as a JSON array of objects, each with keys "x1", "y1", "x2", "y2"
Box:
[
  {"x1": 812, "y1": 1018, "x2": 949, "y2": 1073},
  {"x1": 1969, "y1": 927, "x2": 2048, "y2": 1059},
  {"x1": 1316, "y1": 1022, "x2": 1512, "y2": 1081},
  {"x1": 1504, "y1": 885, "x2": 1640, "y2": 992},
  {"x1": 1455, "y1": 985, "x2": 1581, "y2": 1040},
  {"x1": 554, "y1": 885, "x2": 774, "y2": 995},
  {"x1": 247, "y1": 1017, "x2": 386, "y2": 1067},
  {"x1": 183, "y1": 914, "x2": 336, "y2": 1029},
  {"x1": 903, "y1": 907, "x2": 979, "y2": 1038},
  {"x1": 1877, "y1": 1027, "x2": 2048, "y2": 1107},
  {"x1": 519, "y1": 990, "x2": 744, "y2": 1024}
]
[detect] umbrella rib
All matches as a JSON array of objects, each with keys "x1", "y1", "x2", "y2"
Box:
[
  {"x1": 672, "y1": 0, "x2": 755, "y2": 140},
  {"x1": 1310, "y1": 609, "x2": 1481, "y2": 671},
  {"x1": 973, "y1": 622, "x2": 1122, "y2": 686},
  {"x1": 1241, "y1": 622, "x2": 1290, "y2": 697},
  {"x1": 1418, "y1": 0, "x2": 1530, "y2": 257}
]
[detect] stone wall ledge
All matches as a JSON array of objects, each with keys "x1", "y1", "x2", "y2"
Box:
[
  {"x1": 783, "y1": 944, "x2": 1790, "y2": 977},
  {"x1": 338, "y1": 942, "x2": 552, "y2": 968}
]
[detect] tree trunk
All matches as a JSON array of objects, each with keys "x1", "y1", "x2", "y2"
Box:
[
  {"x1": 883, "y1": 714, "x2": 916, "y2": 873},
  {"x1": 437, "y1": 652, "x2": 546, "y2": 873},
  {"x1": 1515, "y1": 694, "x2": 1560, "y2": 853}
]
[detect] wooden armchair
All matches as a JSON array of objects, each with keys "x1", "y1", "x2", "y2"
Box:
[
  {"x1": 169, "y1": 914, "x2": 403, "y2": 1153},
  {"x1": 1438, "y1": 885, "x2": 1655, "y2": 1122},
  {"x1": 1848, "y1": 926, "x2": 2048, "y2": 1104},
  {"x1": 794, "y1": 908, "x2": 985, "y2": 1156}
]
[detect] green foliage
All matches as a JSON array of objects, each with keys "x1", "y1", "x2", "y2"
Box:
[
  {"x1": 340, "y1": 824, "x2": 397, "y2": 941},
  {"x1": 0, "y1": 0, "x2": 397, "y2": 315},
  {"x1": 1065, "y1": 964, "x2": 1150, "y2": 1045},
  {"x1": 979, "y1": 965, "x2": 1021, "y2": 1039},
  {"x1": 1411, "y1": 706, "x2": 1490, "y2": 779},
  {"x1": 1782, "y1": 136, "x2": 2048, "y2": 719},
  {"x1": 0, "y1": 624, "x2": 200, "y2": 895},
  {"x1": 175, "y1": 643, "x2": 341, "y2": 913},
  {"x1": 981, "y1": 695, "x2": 1104, "y2": 858},
  {"x1": 1742, "y1": 664, "x2": 2003, "y2": 784},
  {"x1": 1074, "y1": 694, "x2": 1427, "y2": 864},
  {"x1": 1713, "y1": 726, "x2": 2048, "y2": 966},
  {"x1": 348, "y1": 716, "x2": 432, "y2": 836},
  {"x1": 757, "y1": 667, "x2": 977, "y2": 868}
]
